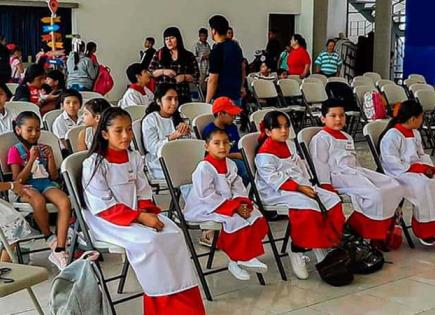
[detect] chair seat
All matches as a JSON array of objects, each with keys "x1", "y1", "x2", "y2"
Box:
[
  {"x1": 263, "y1": 204, "x2": 289, "y2": 216},
  {"x1": 12, "y1": 202, "x2": 59, "y2": 214},
  {"x1": 0, "y1": 262, "x2": 48, "y2": 297},
  {"x1": 93, "y1": 240, "x2": 125, "y2": 254}
]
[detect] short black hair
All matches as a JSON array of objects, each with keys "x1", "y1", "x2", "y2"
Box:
[
  {"x1": 199, "y1": 28, "x2": 208, "y2": 35},
  {"x1": 46, "y1": 70, "x2": 65, "y2": 89},
  {"x1": 209, "y1": 15, "x2": 229, "y2": 36},
  {"x1": 145, "y1": 37, "x2": 155, "y2": 45},
  {"x1": 23, "y1": 64, "x2": 45, "y2": 84},
  {"x1": 326, "y1": 38, "x2": 336, "y2": 46},
  {"x1": 60, "y1": 88, "x2": 83, "y2": 106},
  {"x1": 205, "y1": 128, "x2": 229, "y2": 143},
  {"x1": 321, "y1": 98, "x2": 346, "y2": 117},
  {"x1": 277, "y1": 69, "x2": 288, "y2": 76},
  {"x1": 126, "y1": 63, "x2": 147, "y2": 83}
]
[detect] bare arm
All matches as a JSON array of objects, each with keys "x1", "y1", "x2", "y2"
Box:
[
  {"x1": 206, "y1": 73, "x2": 219, "y2": 103},
  {"x1": 300, "y1": 64, "x2": 310, "y2": 79},
  {"x1": 77, "y1": 129, "x2": 87, "y2": 152}
]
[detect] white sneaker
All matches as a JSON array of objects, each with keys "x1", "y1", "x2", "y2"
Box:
[
  {"x1": 228, "y1": 261, "x2": 250, "y2": 281},
  {"x1": 46, "y1": 234, "x2": 58, "y2": 251},
  {"x1": 237, "y1": 258, "x2": 268, "y2": 274},
  {"x1": 289, "y1": 251, "x2": 310, "y2": 280},
  {"x1": 49, "y1": 250, "x2": 69, "y2": 270}
]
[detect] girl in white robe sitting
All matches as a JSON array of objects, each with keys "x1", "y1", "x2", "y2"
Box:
[
  {"x1": 380, "y1": 100, "x2": 435, "y2": 246},
  {"x1": 82, "y1": 107, "x2": 205, "y2": 315},
  {"x1": 184, "y1": 129, "x2": 269, "y2": 281},
  {"x1": 255, "y1": 110, "x2": 345, "y2": 280},
  {"x1": 141, "y1": 84, "x2": 190, "y2": 179},
  {"x1": 310, "y1": 99, "x2": 404, "y2": 241}
]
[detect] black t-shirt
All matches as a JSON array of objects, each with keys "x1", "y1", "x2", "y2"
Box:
[{"x1": 209, "y1": 40, "x2": 243, "y2": 101}]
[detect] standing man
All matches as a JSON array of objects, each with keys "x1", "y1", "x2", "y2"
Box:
[
  {"x1": 0, "y1": 35, "x2": 12, "y2": 99},
  {"x1": 193, "y1": 28, "x2": 211, "y2": 94},
  {"x1": 206, "y1": 15, "x2": 244, "y2": 105},
  {"x1": 140, "y1": 37, "x2": 156, "y2": 69},
  {"x1": 314, "y1": 39, "x2": 343, "y2": 77},
  {"x1": 265, "y1": 29, "x2": 281, "y2": 72}
]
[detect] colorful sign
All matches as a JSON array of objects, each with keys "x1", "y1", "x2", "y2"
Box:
[
  {"x1": 48, "y1": 0, "x2": 59, "y2": 15},
  {"x1": 41, "y1": 16, "x2": 61, "y2": 24},
  {"x1": 41, "y1": 32, "x2": 62, "y2": 42},
  {"x1": 47, "y1": 42, "x2": 64, "y2": 49},
  {"x1": 42, "y1": 24, "x2": 60, "y2": 33}
]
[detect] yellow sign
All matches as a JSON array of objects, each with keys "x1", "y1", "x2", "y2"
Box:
[
  {"x1": 41, "y1": 16, "x2": 61, "y2": 24},
  {"x1": 47, "y1": 42, "x2": 64, "y2": 49}
]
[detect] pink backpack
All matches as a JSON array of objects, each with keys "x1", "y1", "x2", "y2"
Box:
[
  {"x1": 93, "y1": 65, "x2": 114, "y2": 95},
  {"x1": 363, "y1": 91, "x2": 387, "y2": 120}
]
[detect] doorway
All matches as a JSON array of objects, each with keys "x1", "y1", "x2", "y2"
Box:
[{"x1": 269, "y1": 14, "x2": 295, "y2": 50}]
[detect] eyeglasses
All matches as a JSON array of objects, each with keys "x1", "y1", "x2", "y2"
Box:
[{"x1": 0, "y1": 267, "x2": 14, "y2": 283}]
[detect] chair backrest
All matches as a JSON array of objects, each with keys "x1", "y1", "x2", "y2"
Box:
[
  {"x1": 252, "y1": 79, "x2": 278, "y2": 99},
  {"x1": 296, "y1": 127, "x2": 322, "y2": 184},
  {"x1": 362, "y1": 120, "x2": 389, "y2": 172},
  {"x1": 5, "y1": 101, "x2": 41, "y2": 118},
  {"x1": 353, "y1": 85, "x2": 377, "y2": 107},
  {"x1": 61, "y1": 151, "x2": 88, "y2": 210},
  {"x1": 381, "y1": 84, "x2": 408, "y2": 105},
  {"x1": 415, "y1": 89, "x2": 435, "y2": 112},
  {"x1": 238, "y1": 132, "x2": 260, "y2": 176},
  {"x1": 124, "y1": 105, "x2": 147, "y2": 122},
  {"x1": 287, "y1": 75, "x2": 302, "y2": 84},
  {"x1": 327, "y1": 77, "x2": 348, "y2": 84},
  {"x1": 42, "y1": 109, "x2": 63, "y2": 132},
  {"x1": 65, "y1": 125, "x2": 87, "y2": 153},
  {"x1": 178, "y1": 102, "x2": 212, "y2": 123},
  {"x1": 363, "y1": 72, "x2": 382, "y2": 84},
  {"x1": 376, "y1": 79, "x2": 395, "y2": 89},
  {"x1": 80, "y1": 91, "x2": 103, "y2": 100},
  {"x1": 5, "y1": 83, "x2": 18, "y2": 95},
  {"x1": 132, "y1": 119, "x2": 145, "y2": 155},
  {"x1": 277, "y1": 79, "x2": 302, "y2": 97},
  {"x1": 303, "y1": 77, "x2": 323, "y2": 86},
  {"x1": 301, "y1": 82, "x2": 328, "y2": 104},
  {"x1": 404, "y1": 78, "x2": 423, "y2": 90},
  {"x1": 0, "y1": 131, "x2": 63, "y2": 176},
  {"x1": 159, "y1": 139, "x2": 205, "y2": 188},
  {"x1": 409, "y1": 83, "x2": 433, "y2": 96},
  {"x1": 352, "y1": 76, "x2": 375, "y2": 88},
  {"x1": 192, "y1": 113, "x2": 215, "y2": 139},
  {"x1": 308, "y1": 74, "x2": 328, "y2": 86},
  {"x1": 408, "y1": 74, "x2": 426, "y2": 83}
]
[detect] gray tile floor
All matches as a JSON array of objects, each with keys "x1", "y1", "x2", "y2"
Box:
[{"x1": 2, "y1": 143, "x2": 435, "y2": 315}]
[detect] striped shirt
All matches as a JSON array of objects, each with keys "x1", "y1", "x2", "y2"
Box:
[{"x1": 314, "y1": 51, "x2": 342, "y2": 75}]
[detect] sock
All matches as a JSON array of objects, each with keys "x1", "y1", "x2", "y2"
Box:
[{"x1": 54, "y1": 247, "x2": 65, "y2": 253}]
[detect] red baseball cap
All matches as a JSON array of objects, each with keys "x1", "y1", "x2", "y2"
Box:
[{"x1": 212, "y1": 97, "x2": 242, "y2": 115}]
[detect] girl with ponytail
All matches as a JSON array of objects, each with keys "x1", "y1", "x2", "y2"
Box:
[
  {"x1": 380, "y1": 100, "x2": 435, "y2": 246},
  {"x1": 66, "y1": 40, "x2": 98, "y2": 91}
]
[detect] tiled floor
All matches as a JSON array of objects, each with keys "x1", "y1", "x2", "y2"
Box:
[{"x1": 1, "y1": 144, "x2": 435, "y2": 315}]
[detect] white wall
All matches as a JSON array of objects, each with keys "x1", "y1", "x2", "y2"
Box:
[
  {"x1": 295, "y1": 0, "x2": 314, "y2": 56},
  {"x1": 327, "y1": 0, "x2": 347, "y2": 39},
  {"x1": 67, "y1": 0, "x2": 302, "y2": 100}
]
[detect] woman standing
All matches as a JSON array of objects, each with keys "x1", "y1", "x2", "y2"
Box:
[
  {"x1": 66, "y1": 41, "x2": 98, "y2": 91},
  {"x1": 149, "y1": 27, "x2": 199, "y2": 104},
  {"x1": 287, "y1": 34, "x2": 311, "y2": 79}
]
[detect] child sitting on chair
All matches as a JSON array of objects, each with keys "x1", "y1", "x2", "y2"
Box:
[
  {"x1": 0, "y1": 86, "x2": 13, "y2": 134},
  {"x1": 118, "y1": 63, "x2": 154, "y2": 109},
  {"x1": 310, "y1": 99, "x2": 404, "y2": 242},
  {"x1": 184, "y1": 129, "x2": 269, "y2": 281}
]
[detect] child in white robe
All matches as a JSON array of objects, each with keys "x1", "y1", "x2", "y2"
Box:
[
  {"x1": 255, "y1": 110, "x2": 345, "y2": 280},
  {"x1": 141, "y1": 84, "x2": 190, "y2": 178},
  {"x1": 118, "y1": 63, "x2": 154, "y2": 109},
  {"x1": 184, "y1": 129, "x2": 269, "y2": 281},
  {"x1": 82, "y1": 107, "x2": 205, "y2": 315},
  {"x1": 310, "y1": 99, "x2": 404, "y2": 241},
  {"x1": 380, "y1": 100, "x2": 435, "y2": 246}
]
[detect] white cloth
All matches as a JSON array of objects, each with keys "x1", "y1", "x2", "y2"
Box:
[
  {"x1": 84, "y1": 127, "x2": 94, "y2": 150},
  {"x1": 380, "y1": 128, "x2": 435, "y2": 222},
  {"x1": 81, "y1": 151, "x2": 198, "y2": 296},
  {"x1": 118, "y1": 87, "x2": 154, "y2": 109},
  {"x1": 255, "y1": 140, "x2": 340, "y2": 211},
  {"x1": 183, "y1": 158, "x2": 263, "y2": 233},
  {"x1": 310, "y1": 130, "x2": 402, "y2": 220},
  {"x1": 0, "y1": 108, "x2": 14, "y2": 134},
  {"x1": 52, "y1": 111, "x2": 81, "y2": 148}
]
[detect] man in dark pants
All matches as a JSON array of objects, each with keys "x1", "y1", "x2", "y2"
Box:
[{"x1": 0, "y1": 35, "x2": 12, "y2": 99}]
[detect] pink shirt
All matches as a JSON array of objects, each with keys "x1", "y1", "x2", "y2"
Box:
[{"x1": 7, "y1": 146, "x2": 26, "y2": 167}]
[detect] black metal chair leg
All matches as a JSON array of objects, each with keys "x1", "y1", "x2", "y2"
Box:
[
  {"x1": 256, "y1": 273, "x2": 266, "y2": 286},
  {"x1": 117, "y1": 258, "x2": 130, "y2": 294},
  {"x1": 281, "y1": 222, "x2": 291, "y2": 254},
  {"x1": 400, "y1": 217, "x2": 415, "y2": 249},
  {"x1": 94, "y1": 260, "x2": 117, "y2": 315},
  {"x1": 266, "y1": 228, "x2": 288, "y2": 281},
  {"x1": 206, "y1": 230, "x2": 219, "y2": 269}
]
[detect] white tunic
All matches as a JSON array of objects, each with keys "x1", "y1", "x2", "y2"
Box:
[
  {"x1": 118, "y1": 87, "x2": 154, "y2": 109},
  {"x1": 255, "y1": 140, "x2": 340, "y2": 212},
  {"x1": 310, "y1": 130, "x2": 403, "y2": 220},
  {"x1": 380, "y1": 128, "x2": 435, "y2": 223},
  {"x1": 0, "y1": 108, "x2": 14, "y2": 134},
  {"x1": 183, "y1": 158, "x2": 263, "y2": 233},
  {"x1": 82, "y1": 151, "x2": 198, "y2": 296}
]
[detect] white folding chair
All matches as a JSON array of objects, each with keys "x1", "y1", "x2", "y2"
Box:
[
  {"x1": 352, "y1": 76, "x2": 375, "y2": 89},
  {"x1": 80, "y1": 91, "x2": 104, "y2": 100},
  {"x1": 251, "y1": 79, "x2": 281, "y2": 108},
  {"x1": 327, "y1": 77, "x2": 348, "y2": 84},
  {"x1": 42, "y1": 109, "x2": 63, "y2": 132},
  {"x1": 0, "y1": 201, "x2": 48, "y2": 315},
  {"x1": 415, "y1": 89, "x2": 435, "y2": 154},
  {"x1": 178, "y1": 102, "x2": 212, "y2": 124},
  {"x1": 409, "y1": 83, "x2": 433, "y2": 97},
  {"x1": 276, "y1": 79, "x2": 306, "y2": 111},
  {"x1": 5, "y1": 83, "x2": 19, "y2": 95},
  {"x1": 124, "y1": 105, "x2": 147, "y2": 122},
  {"x1": 5, "y1": 101, "x2": 41, "y2": 118},
  {"x1": 65, "y1": 125, "x2": 87, "y2": 153},
  {"x1": 381, "y1": 84, "x2": 408, "y2": 111},
  {"x1": 287, "y1": 74, "x2": 302, "y2": 84},
  {"x1": 61, "y1": 152, "x2": 141, "y2": 315},
  {"x1": 300, "y1": 82, "x2": 327, "y2": 124},
  {"x1": 132, "y1": 119, "x2": 145, "y2": 155},
  {"x1": 159, "y1": 139, "x2": 267, "y2": 301},
  {"x1": 408, "y1": 74, "x2": 426, "y2": 83},
  {"x1": 192, "y1": 113, "x2": 215, "y2": 139},
  {"x1": 308, "y1": 74, "x2": 328, "y2": 86},
  {"x1": 249, "y1": 109, "x2": 296, "y2": 139},
  {"x1": 376, "y1": 79, "x2": 395, "y2": 90},
  {"x1": 303, "y1": 77, "x2": 324, "y2": 86},
  {"x1": 363, "y1": 72, "x2": 382, "y2": 84}
]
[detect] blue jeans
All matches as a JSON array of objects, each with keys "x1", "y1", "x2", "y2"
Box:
[{"x1": 233, "y1": 158, "x2": 249, "y2": 187}]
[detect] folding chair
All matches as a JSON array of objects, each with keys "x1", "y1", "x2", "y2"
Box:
[
  {"x1": 415, "y1": 89, "x2": 435, "y2": 154},
  {"x1": 352, "y1": 76, "x2": 375, "y2": 89},
  {"x1": 61, "y1": 152, "x2": 142, "y2": 315},
  {"x1": 408, "y1": 74, "x2": 426, "y2": 83},
  {"x1": 404, "y1": 78, "x2": 425, "y2": 96},
  {"x1": 5, "y1": 101, "x2": 41, "y2": 119},
  {"x1": 287, "y1": 74, "x2": 302, "y2": 84},
  {"x1": 276, "y1": 79, "x2": 307, "y2": 131},
  {"x1": 303, "y1": 77, "x2": 323, "y2": 86},
  {"x1": 159, "y1": 139, "x2": 266, "y2": 301},
  {"x1": 308, "y1": 74, "x2": 327, "y2": 86},
  {"x1": 0, "y1": 131, "x2": 64, "y2": 262},
  {"x1": 42, "y1": 109, "x2": 63, "y2": 132},
  {"x1": 178, "y1": 102, "x2": 212, "y2": 124},
  {"x1": 251, "y1": 79, "x2": 281, "y2": 108},
  {"x1": 327, "y1": 77, "x2": 348, "y2": 84},
  {"x1": 376, "y1": 79, "x2": 395, "y2": 91},
  {"x1": 124, "y1": 105, "x2": 147, "y2": 122},
  {"x1": 362, "y1": 121, "x2": 415, "y2": 248},
  {"x1": 238, "y1": 132, "x2": 290, "y2": 277},
  {"x1": 80, "y1": 91, "x2": 104, "y2": 100},
  {"x1": 0, "y1": 200, "x2": 49, "y2": 315},
  {"x1": 300, "y1": 82, "x2": 327, "y2": 125},
  {"x1": 381, "y1": 84, "x2": 408, "y2": 114},
  {"x1": 409, "y1": 83, "x2": 433, "y2": 97},
  {"x1": 192, "y1": 113, "x2": 214, "y2": 139},
  {"x1": 5, "y1": 83, "x2": 18, "y2": 96},
  {"x1": 65, "y1": 125, "x2": 87, "y2": 153},
  {"x1": 363, "y1": 72, "x2": 382, "y2": 84}
]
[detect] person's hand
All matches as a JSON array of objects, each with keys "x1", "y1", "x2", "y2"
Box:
[
  {"x1": 163, "y1": 69, "x2": 177, "y2": 78},
  {"x1": 425, "y1": 168, "x2": 433, "y2": 179},
  {"x1": 297, "y1": 185, "x2": 317, "y2": 199},
  {"x1": 175, "y1": 74, "x2": 185, "y2": 83},
  {"x1": 29, "y1": 146, "x2": 40, "y2": 162},
  {"x1": 168, "y1": 130, "x2": 185, "y2": 141},
  {"x1": 177, "y1": 122, "x2": 190, "y2": 135},
  {"x1": 41, "y1": 145, "x2": 54, "y2": 160},
  {"x1": 11, "y1": 181, "x2": 31, "y2": 199},
  {"x1": 236, "y1": 203, "x2": 252, "y2": 219},
  {"x1": 136, "y1": 213, "x2": 164, "y2": 231}
]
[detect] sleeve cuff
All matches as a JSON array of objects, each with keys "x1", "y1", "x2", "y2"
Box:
[
  {"x1": 280, "y1": 180, "x2": 299, "y2": 192},
  {"x1": 138, "y1": 199, "x2": 161, "y2": 214},
  {"x1": 407, "y1": 163, "x2": 432, "y2": 174},
  {"x1": 98, "y1": 204, "x2": 140, "y2": 226}
]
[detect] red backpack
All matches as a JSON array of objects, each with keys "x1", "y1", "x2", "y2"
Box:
[{"x1": 93, "y1": 65, "x2": 114, "y2": 95}]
